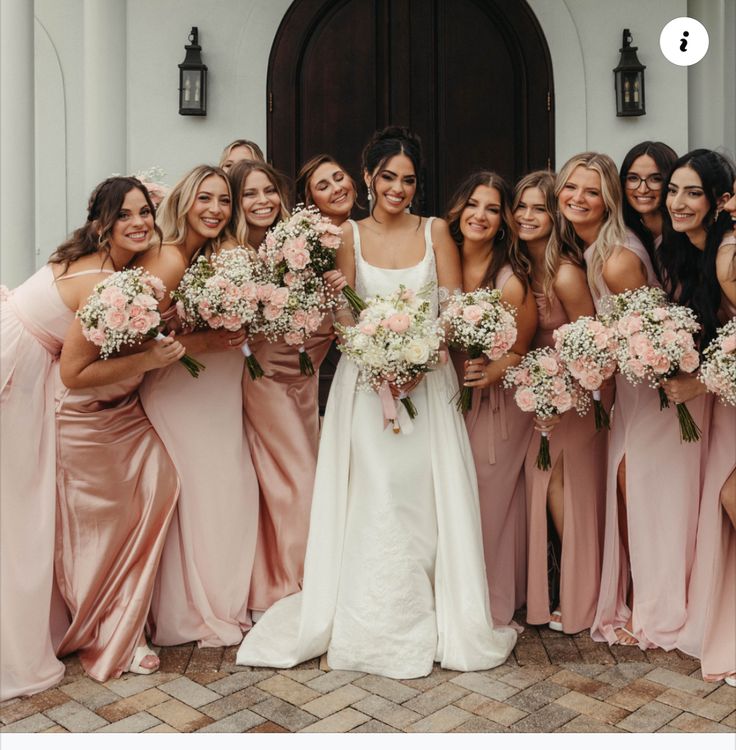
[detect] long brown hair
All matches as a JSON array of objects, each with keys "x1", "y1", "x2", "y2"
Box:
[
  {"x1": 446, "y1": 170, "x2": 530, "y2": 293},
  {"x1": 49, "y1": 176, "x2": 161, "y2": 271},
  {"x1": 295, "y1": 153, "x2": 358, "y2": 209},
  {"x1": 227, "y1": 160, "x2": 291, "y2": 248},
  {"x1": 513, "y1": 170, "x2": 577, "y2": 303}
]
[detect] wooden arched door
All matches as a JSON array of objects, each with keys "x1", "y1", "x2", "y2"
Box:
[
  {"x1": 267, "y1": 0, "x2": 554, "y2": 212},
  {"x1": 267, "y1": 0, "x2": 555, "y2": 409}
]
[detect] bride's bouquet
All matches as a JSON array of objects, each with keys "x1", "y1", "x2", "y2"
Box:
[
  {"x1": 172, "y1": 248, "x2": 269, "y2": 379},
  {"x1": 442, "y1": 288, "x2": 517, "y2": 413},
  {"x1": 601, "y1": 286, "x2": 701, "y2": 442},
  {"x1": 553, "y1": 316, "x2": 617, "y2": 430},
  {"x1": 336, "y1": 283, "x2": 444, "y2": 433},
  {"x1": 257, "y1": 207, "x2": 344, "y2": 374},
  {"x1": 699, "y1": 318, "x2": 736, "y2": 406},
  {"x1": 504, "y1": 347, "x2": 588, "y2": 469},
  {"x1": 77, "y1": 267, "x2": 202, "y2": 376}
]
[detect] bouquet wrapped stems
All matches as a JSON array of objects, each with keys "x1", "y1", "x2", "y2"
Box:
[
  {"x1": 658, "y1": 386, "x2": 701, "y2": 442},
  {"x1": 400, "y1": 393, "x2": 418, "y2": 420},
  {"x1": 154, "y1": 333, "x2": 205, "y2": 377},
  {"x1": 537, "y1": 430, "x2": 552, "y2": 471},
  {"x1": 457, "y1": 345, "x2": 483, "y2": 414},
  {"x1": 298, "y1": 346, "x2": 315, "y2": 376},
  {"x1": 342, "y1": 285, "x2": 366, "y2": 316},
  {"x1": 592, "y1": 389, "x2": 610, "y2": 431},
  {"x1": 241, "y1": 340, "x2": 264, "y2": 380}
]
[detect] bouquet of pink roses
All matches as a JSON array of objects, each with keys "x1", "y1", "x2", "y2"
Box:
[
  {"x1": 601, "y1": 286, "x2": 701, "y2": 442},
  {"x1": 553, "y1": 316, "x2": 617, "y2": 430},
  {"x1": 699, "y1": 318, "x2": 736, "y2": 406},
  {"x1": 336, "y1": 283, "x2": 444, "y2": 433},
  {"x1": 442, "y1": 288, "x2": 517, "y2": 413},
  {"x1": 172, "y1": 248, "x2": 270, "y2": 379},
  {"x1": 257, "y1": 207, "x2": 343, "y2": 374},
  {"x1": 77, "y1": 268, "x2": 202, "y2": 376},
  {"x1": 504, "y1": 347, "x2": 589, "y2": 469}
]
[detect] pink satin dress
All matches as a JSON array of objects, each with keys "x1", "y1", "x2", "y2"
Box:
[
  {"x1": 589, "y1": 232, "x2": 708, "y2": 650},
  {"x1": 244, "y1": 320, "x2": 334, "y2": 612},
  {"x1": 140, "y1": 308, "x2": 259, "y2": 646},
  {"x1": 676, "y1": 238, "x2": 736, "y2": 680},
  {"x1": 524, "y1": 274, "x2": 607, "y2": 633},
  {"x1": 451, "y1": 265, "x2": 532, "y2": 629},
  {"x1": 0, "y1": 265, "x2": 68, "y2": 700},
  {"x1": 55, "y1": 328, "x2": 180, "y2": 681}
]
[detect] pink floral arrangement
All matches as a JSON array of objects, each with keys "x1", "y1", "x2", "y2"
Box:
[
  {"x1": 699, "y1": 317, "x2": 736, "y2": 407},
  {"x1": 337, "y1": 283, "x2": 444, "y2": 433},
  {"x1": 76, "y1": 268, "x2": 202, "y2": 377},
  {"x1": 504, "y1": 347, "x2": 588, "y2": 469},
  {"x1": 442, "y1": 288, "x2": 517, "y2": 413},
  {"x1": 601, "y1": 286, "x2": 701, "y2": 442},
  {"x1": 172, "y1": 248, "x2": 268, "y2": 379},
  {"x1": 134, "y1": 166, "x2": 170, "y2": 209},
  {"x1": 553, "y1": 316, "x2": 617, "y2": 429},
  {"x1": 256, "y1": 206, "x2": 344, "y2": 374}
]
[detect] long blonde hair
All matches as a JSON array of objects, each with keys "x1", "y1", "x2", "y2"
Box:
[
  {"x1": 513, "y1": 171, "x2": 577, "y2": 304},
  {"x1": 157, "y1": 165, "x2": 234, "y2": 256},
  {"x1": 219, "y1": 138, "x2": 265, "y2": 167},
  {"x1": 227, "y1": 160, "x2": 291, "y2": 249},
  {"x1": 555, "y1": 152, "x2": 626, "y2": 298}
]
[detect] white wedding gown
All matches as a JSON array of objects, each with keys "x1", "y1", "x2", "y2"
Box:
[{"x1": 236, "y1": 218, "x2": 517, "y2": 678}]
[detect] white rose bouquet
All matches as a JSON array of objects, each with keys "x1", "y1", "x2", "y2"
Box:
[
  {"x1": 336, "y1": 283, "x2": 444, "y2": 433},
  {"x1": 601, "y1": 286, "x2": 701, "y2": 442},
  {"x1": 504, "y1": 347, "x2": 588, "y2": 470},
  {"x1": 699, "y1": 317, "x2": 736, "y2": 406},
  {"x1": 442, "y1": 288, "x2": 517, "y2": 413}
]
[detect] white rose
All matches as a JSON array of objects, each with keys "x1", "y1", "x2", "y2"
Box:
[{"x1": 404, "y1": 339, "x2": 430, "y2": 365}]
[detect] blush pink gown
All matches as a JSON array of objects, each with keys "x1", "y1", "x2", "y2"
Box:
[
  {"x1": 589, "y1": 232, "x2": 707, "y2": 650},
  {"x1": 676, "y1": 239, "x2": 736, "y2": 680},
  {"x1": 244, "y1": 320, "x2": 334, "y2": 613},
  {"x1": 140, "y1": 312, "x2": 259, "y2": 647},
  {"x1": 0, "y1": 266, "x2": 68, "y2": 700},
  {"x1": 55, "y1": 366, "x2": 179, "y2": 682},
  {"x1": 451, "y1": 265, "x2": 532, "y2": 629},
  {"x1": 524, "y1": 274, "x2": 607, "y2": 633}
]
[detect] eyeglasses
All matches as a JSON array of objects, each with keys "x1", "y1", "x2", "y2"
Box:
[{"x1": 625, "y1": 174, "x2": 664, "y2": 190}]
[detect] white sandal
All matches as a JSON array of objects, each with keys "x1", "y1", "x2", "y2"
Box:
[
  {"x1": 548, "y1": 610, "x2": 563, "y2": 632},
  {"x1": 128, "y1": 644, "x2": 160, "y2": 675},
  {"x1": 725, "y1": 676, "x2": 736, "y2": 687}
]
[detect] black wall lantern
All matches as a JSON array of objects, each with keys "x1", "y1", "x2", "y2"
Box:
[
  {"x1": 613, "y1": 29, "x2": 646, "y2": 117},
  {"x1": 179, "y1": 27, "x2": 207, "y2": 116}
]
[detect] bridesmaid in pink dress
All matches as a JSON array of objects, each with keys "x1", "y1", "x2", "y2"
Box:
[
  {"x1": 138, "y1": 166, "x2": 260, "y2": 647},
  {"x1": 52, "y1": 177, "x2": 185, "y2": 680},
  {"x1": 227, "y1": 160, "x2": 345, "y2": 617},
  {"x1": 447, "y1": 171, "x2": 538, "y2": 629},
  {"x1": 513, "y1": 171, "x2": 607, "y2": 634},
  {"x1": 554, "y1": 152, "x2": 705, "y2": 650},
  {"x1": 657, "y1": 152, "x2": 736, "y2": 684}
]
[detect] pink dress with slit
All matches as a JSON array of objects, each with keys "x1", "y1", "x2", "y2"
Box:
[
  {"x1": 524, "y1": 274, "x2": 607, "y2": 633},
  {"x1": 676, "y1": 236, "x2": 736, "y2": 680},
  {"x1": 54, "y1": 276, "x2": 180, "y2": 679},
  {"x1": 0, "y1": 265, "x2": 67, "y2": 700},
  {"x1": 451, "y1": 265, "x2": 532, "y2": 628},
  {"x1": 244, "y1": 320, "x2": 334, "y2": 612},
  {"x1": 140, "y1": 308, "x2": 259, "y2": 647},
  {"x1": 589, "y1": 232, "x2": 708, "y2": 650}
]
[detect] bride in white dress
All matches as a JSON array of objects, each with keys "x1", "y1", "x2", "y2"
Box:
[{"x1": 236, "y1": 126, "x2": 517, "y2": 678}]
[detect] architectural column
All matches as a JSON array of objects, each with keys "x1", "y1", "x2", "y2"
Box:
[
  {"x1": 0, "y1": 0, "x2": 35, "y2": 286},
  {"x1": 84, "y1": 0, "x2": 126, "y2": 192}
]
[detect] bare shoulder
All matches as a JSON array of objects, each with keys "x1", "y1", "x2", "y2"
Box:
[
  {"x1": 717, "y1": 232, "x2": 736, "y2": 281},
  {"x1": 603, "y1": 244, "x2": 647, "y2": 291},
  {"x1": 429, "y1": 216, "x2": 451, "y2": 240}
]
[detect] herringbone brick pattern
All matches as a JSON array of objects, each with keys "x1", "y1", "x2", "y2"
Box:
[{"x1": 2, "y1": 623, "x2": 734, "y2": 733}]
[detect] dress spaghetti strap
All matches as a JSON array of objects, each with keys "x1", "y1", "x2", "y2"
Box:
[{"x1": 56, "y1": 269, "x2": 115, "y2": 281}]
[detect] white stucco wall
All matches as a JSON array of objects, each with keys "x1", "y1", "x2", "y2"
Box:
[{"x1": 25, "y1": 0, "x2": 733, "y2": 278}]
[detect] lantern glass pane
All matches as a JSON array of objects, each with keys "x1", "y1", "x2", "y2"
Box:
[{"x1": 182, "y1": 70, "x2": 201, "y2": 106}]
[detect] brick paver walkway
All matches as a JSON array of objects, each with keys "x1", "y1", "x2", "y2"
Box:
[{"x1": 2, "y1": 621, "x2": 734, "y2": 733}]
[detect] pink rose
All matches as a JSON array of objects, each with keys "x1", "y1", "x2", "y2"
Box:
[
  {"x1": 222, "y1": 315, "x2": 242, "y2": 331},
  {"x1": 580, "y1": 370, "x2": 603, "y2": 390},
  {"x1": 488, "y1": 345, "x2": 506, "y2": 360},
  {"x1": 651, "y1": 354, "x2": 671, "y2": 375},
  {"x1": 462, "y1": 305, "x2": 483, "y2": 324},
  {"x1": 130, "y1": 315, "x2": 152, "y2": 333},
  {"x1": 258, "y1": 283, "x2": 276, "y2": 302},
  {"x1": 105, "y1": 308, "x2": 129, "y2": 330},
  {"x1": 387, "y1": 313, "x2": 411, "y2": 334},
  {"x1": 88, "y1": 328, "x2": 106, "y2": 346},
  {"x1": 650, "y1": 307, "x2": 668, "y2": 321},
  {"x1": 551, "y1": 392, "x2": 572, "y2": 412},
  {"x1": 400, "y1": 289, "x2": 415, "y2": 302},
  {"x1": 721, "y1": 334, "x2": 736, "y2": 354},
  {"x1": 208, "y1": 315, "x2": 224, "y2": 328},
  {"x1": 132, "y1": 293, "x2": 157, "y2": 309},
  {"x1": 515, "y1": 388, "x2": 537, "y2": 412},
  {"x1": 263, "y1": 304, "x2": 284, "y2": 321},
  {"x1": 627, "y1": 358, "x2": 646, "y2": 378},
  {"x1": 594, "y1": 332, "x2": 610, "y2": 349},
  {"x1": 149, "y1": 276, "x2": 166, "y2": 299},
  {"x1": 283, "y1": 272, "x2": 297, "y2": 287},
  {"x1": 175, "y1": 300, "x2": 186, "y2": 320},
  {"x1": 306, "y1": 310, "x2": 323, "y2": 331},
  {"x1": 568, "y1": 359, "x2": 586, "y2": 379},
  {"x1": 100, "y1": 286, "x2": 120, "y2": 304},
  {"x1": 293, "y1": 310, "x2": 308, "y2": 328},
  {"x1": 271, "y1": 287, "x2": 290, "y2": 307},
  {"x1": 539, "y1": 355, "x2": 559, "y2": 375},
  {"x1": 679, "y1": 349, "x2": 699, "y2": 373},
  {"x1": 320, "y1": 231, "x2": 341, "y2": 249},
  {"x1": 661, "y1": 329, "x2": 677, "y2": 346},
  {"x1": 144, "y1": 311, "x2": 160, "y2": 329},
  {"x1": 129, "y1": 305, "x2": 143, "y2": 318},
  {"x1": 514, "y1": 368, "x2": 531, "y2": 386},
  {"x1": 284, "y1": 331, "x2": 303, "y2": 346},
  {"x1": 602, "y1": 361, "x2": 617, "y2": 378},
  {"x1": 551, "y1": 377, "x2": 567, "y2": 395},
  {"x1": 241, "y1": 282, "x2": 258, "y2": 301}
]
